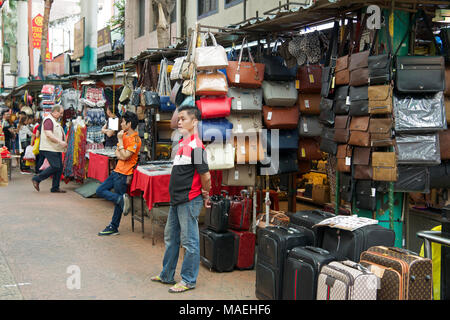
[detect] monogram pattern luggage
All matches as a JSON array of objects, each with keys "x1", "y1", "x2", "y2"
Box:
[
  {"x1": 282, "y1": 246, "x2": 337, "y2": 300},
  {"x1": 229, "y1": 229, "x2": 256, "y2": 270},
  {"x1": 359, "y1": 246, "x2": 433, "y2": 300},
  {"x1": 199, "y1": 228, "x2": 235, "y2": 272},
  {"x1": 255, "y1": 225, "x2": 314, "y2": 300},
  {"x1": 316, "y1": 260, "x2": 378, "y2": 300}
]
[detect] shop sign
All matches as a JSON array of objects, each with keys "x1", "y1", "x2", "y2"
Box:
[
  {"x1": 73, "y1": 18, "x2": 85, "y2": 60},
  {"x1": 31, "y1": 14, "x2": 52, "y2": 61},
  {"x1": 97, "y1": 27, "x2": 112, "y2": 55}
]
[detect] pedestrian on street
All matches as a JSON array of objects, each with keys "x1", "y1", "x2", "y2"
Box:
[
  {"x1": 97, "y1": 111, "x2": 142, "y2": 236},
  {"x1": 31, "y1": 105, "x2": 67, "y2": 193},
  {"x1": 151, "y1": 105, "x2": 211, "y2": 294}
]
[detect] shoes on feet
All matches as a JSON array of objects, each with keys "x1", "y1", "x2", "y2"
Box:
[
  {"x1": 98, "y1": 225, "x2": 119, "y2": 236},
  {"x1": 31, "y1": 179, "x2": 40, "y2": 192}
]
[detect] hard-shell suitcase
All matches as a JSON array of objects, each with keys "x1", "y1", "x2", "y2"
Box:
[
  {"x1": 282, "y1": 246, "x2": 337, "y2": 300},
  {"x1": 199, "y1": 228, "x2": 235, "y2": 272},
  {"x1": 229, "y1": 229, "x2": 256, "y2": 270},
  {"x1": 288, "y1": 210, "x2": 335, "y2": 246},
  {"x1": 316, "y1": 260, "x2": 378, "y2": 300},
  {"x1": 228, "y1": 190, "x2": 252, "y2": 231},
  {"x1": 359, "y1": 246, "x2": 433, "y2": 300},
  {"x1": 255, "y1": 225, "x2": 314, "y2": 300},
  {"x1": 204, "y1": 191, "x2": 230, "y2": 233},
  {"x1": 319, "y1": 224, "x2": 395, "y2": 262}
]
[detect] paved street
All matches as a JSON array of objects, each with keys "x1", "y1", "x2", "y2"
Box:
[{"x1": 0, "y1": 168, "x2": 256, "y2": 300}]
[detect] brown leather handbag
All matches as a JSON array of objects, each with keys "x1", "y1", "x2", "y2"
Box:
[
  {"x1": 298, "y1": 138, "x2": 323, "y2": 161},
  {"x1": 369, "y1": 117, "x2": 394, "y2": 147},
  {"x1": 445, "y1": 66, "x2": 450, "y2": 96},
  {"x1": 334, "y1": 115, "x2": 351, "y2": 143},
  {"x1": 353, "y1": 146, "x2": 373, "y2": 180},
  {"x1": 349, "y1": 50, "x2": 369, "y2": 86},
  {"x1": 335, "y1": 56, "x2": 350, "y2": 86},
  {"x1": 372, "y1": 152, "x2": 397, "y2": 182},
  {"x1": 298, "y1": 93, "x2": 321, "y2": 115},
  {"x1": 336, "y1": 144, "x2": 352, "y2": 172},
  {"x1": 439, "y1": 129, "x2": 450, "y2": 160},
  {"x1": 196, "y1": 71, "x2": 228, "y2": 96},
  {"x1": 446, "y1": 97, "x2": 450, "y2": 123},
  {"x1": 348, "y1": 116, "x2": 370, "y2": 147},
  {"x1": 368, "y1": 84, "x2": 393, "y2": 114},
  {"x1": 262, "y1": 105, "x2": 299, "y2": 129},
  {"x1": 234, "y1": 136, "x2": 266, "y2": 164},
  {"x1": 297, "y1": 64, "x2": 322, "y2": 93}
]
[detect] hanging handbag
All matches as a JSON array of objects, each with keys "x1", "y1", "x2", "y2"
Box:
[
  {"x1": 336, "y1": 144, "x2": 352, "y2": 172},
  {"x1": 321, "y1": 21, "x2": 340, "y2": 97},
  {"x1": 429, "y1": 162, "x2": 450, "y2": 189},
  {"x1": 234, "y1": 135, "x2": 266, "y2": 164},
  {"x1": 368, "y1": 84, "x2": 393, "y2": 114},
  {"x1": 171, "y1": 56, "x2": 187, "y2": 81},
  {"x1": 226, "y1": 37, "x2": 265, "y2": 88},
  {"x1": 196, "y1": 96, "x2": 232, "y2": 119},
  {"x1": 262, "y1": 105, "x2": 299, "y2": 129},
  {"x1": 348, "y1": 116, "x2": 370, "y2": 147},
  {"x1": 394, "y1": 166, "x2": 430, "y2": 193},
  {"x1": 369, "y1": 117, "x2": 394, "y2": 147},
  {"x1": 227, "y1": 112, "x2": 262, "y2": 135},
  {"x1": 227, "y1": 87, "x2": 263, "y2": 112},
  {"x1": 299, "y1": 116, "x2": 323, "y2": 137},
  {"x1": 261, "y1": 81, "x2": 297, "y2": 106},
  {"x1": 396, "y1": 133, "x2": 441, "y2": 165},
  {"x1": 319, "y1": 127, "x2": 337, "y2": 155},
  {"x1": 368, "y1": 11, "x2": 393, "y2": 85},
  {"x1": 261, "y1": 38, "x2": 297, "y2": 81},
  {"x1": 298, "y1": 138, "x2": 323, "y2": 161},
  {"x1": 196, "y1": 71, "x2": 228, "y2": 96},
  {"x1": 334, "y1": 85, "x2": 350, "y2": 115},
  {"x1": 199, "y1": 118, "x2": 233, "y2": 142},
  {"x1": 297, "y1": 64, "x2": 322, "y2": 93},
  {"x1": 298, "y1": 93, "x2": 321, "y2": 115},
  {"x1": 159, "y1": 95, "x2": 176, "y2": 112},
  {"x1": 334, "y1": 115, "x2": 351, "y2": 143},
  {"x1": 349, "y1": 85, "x2": 369, "y2": 116},
  {"x1": 265, "y1": 129, "x2": 299, "y2": 150},
  {"x1": 355, "y1": 180, "x2": 377, "y2": 211},
  {"x1": 205, "y1": 142, "x2": 235, "y2": 170},
  {"x1": 445, "y1": 66, "x2": 450, "y2": 96},
  {"x1": 145, "y1": 90, "x2": 161, "y2": 107},
  {"x1": 195, "y1": 32, "x2": 229, "y2": 71},
  {"x1": 170, "y1": 81, "x2": 183, "y2": 105},
  {"x1": 335, "y1": 19, "x2": 353, "y2": 86},
  {"x1": 340, "y1": 172, "x2": 354, "y2": 202},
  {"x1": 372, "y1": 152, "x2": 397, "y2": 182},
  {"x1": 348, "y1": 15, "x2": 370, "y2": 87},
  {"x1": 353, "y1": 146, "x2": 373, "y2": 180},
  {"x1": 222, "y1": 165, "x2": 256, "y2": 186},
  {"x1": 318, "y1": 97, "x2": 335, "y2": 126}
]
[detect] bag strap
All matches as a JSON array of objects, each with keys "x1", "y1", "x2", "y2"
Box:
[
  {"x1": 324, "y1": 20, "x2": 340, "y2": 68},
  {"x1": 237, "y1": 37, "x2": 261, "y2": 81},
  {"x1": 351, "y1": 12, "x2": 369, "y2": 54},
  {"x1": 338, "y1": 18, "x2": 353, "y2": 57}
]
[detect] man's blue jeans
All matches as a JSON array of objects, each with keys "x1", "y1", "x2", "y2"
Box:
[
  {"x1": 32, "y1": 150, "x2": 63, "y2": 192},
  {"x1": 159, "y1": 195, "x2": 203, "y2": 287},
  {"x1": 95, "y1": 171, "x2": 128, "y2": 230}
]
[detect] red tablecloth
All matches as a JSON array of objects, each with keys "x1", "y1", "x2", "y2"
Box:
[
  {"x1": 129, "y1": 168, "x2": 171, "y2": 212},
  {"x1": 87, "y1": 152, "x2": 109, "y2": 183}
]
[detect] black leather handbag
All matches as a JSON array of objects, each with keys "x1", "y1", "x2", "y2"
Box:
[
  {"x1": 131, "y1": 88, "x2": 142, "y2": 106},
  {"x1": 339, "y1": 172, "x2": 354, "y2": 203},
  {"x1": 144, "y1": 90, "x2": 161, "y2": 107},
  {"x1": 368, "y1": 11, "x2": 393, "y2": 85},
  {"x1": 430, "y1": 162, "x2": 450, "y2": 188},
  {"x1": 261, "y1": 39, "x2": 297, "y2": 81},
  {"x1": 319, "y1": 98, "x2": 335, "y2": 126},
  {"x1": 355, "y1": 180, "x2": 377, "y2": 211},
  {"x1": 394, "y1": 166, "x2": 430, "y2": 193},
  {"x1": 349, "y1": 85, "x2": 369, "y2": 116},
  {"x1": 334, "y1": 85, "x2": 350, "y2": 114},
  {"x1": 319, "y1": 127, "x2": 337, "y2": 155}
]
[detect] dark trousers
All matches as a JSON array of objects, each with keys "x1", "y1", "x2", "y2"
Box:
[{"x1": 32, "y1": 150, "x2": 63, "y2": 192}]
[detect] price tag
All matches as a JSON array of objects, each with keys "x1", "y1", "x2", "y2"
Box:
[
  {"x1": 345, "y1": 157, "x2": 351, "y2": 166},
  {"x1": 156, "y1": 113, "x2": 161, "y2": 121},
  {"x1": 301, "y1": 148, "x2": 306, "y2": 158},
  {"x1": 305, "y1": 100, "x2": 310, "y2": 109},
  {"x1": 144, "y1": 132, "x2": 148, "y2": 139},
  {"x1": 234, "y1": 170, "x2": 239, "y2": 180},
  {"x1": 331, "y1": 76, "x2": 336, "y2": 89},
  {"x1": 235, "y1": 74, "x2": 240, "y2": 83},
  {"x1": 237, "y1": 124, "x2": 243, "y2": 133},
  {"x1": 267, "y1": 112, "x2": 272, "y2": 121},
  {"x1": 303, "y1": 122, "x2": 308, "y2": 132},
  {"x1": 240, "y1": 146, "x2": 246, "y2": 154},
  {"x1": 236, "y1": 100, "x2": 242, "y2": 110},
  {"x1": 371, "y1": 188, "x2": 376, "y2": 197},
  {"x1": 346, "y1": 96, "x2": 351, "y2": 105},
  {"x1": 295, "y1": 80, "x2": 300, "y2": 89},
  {"x1": 309, "y1": 74, "x2": 315, "y2": 83}
]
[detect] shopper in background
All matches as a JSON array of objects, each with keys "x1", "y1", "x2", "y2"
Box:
[
  {"x1": 97, "y1": 111, "x2": 141, "y2": 236},
  {"x1": 151, "y1": 105, "x2": 211, "y2": 293},
  {"x1": 1, "y1": 111, "x2": 13, "y2": 152},
  {"x1": 17, "y1": 113, "x2": 33, "y2": 173},
  {"x1": 101, "y1": 105, "x2": 119, "y2": 148}
]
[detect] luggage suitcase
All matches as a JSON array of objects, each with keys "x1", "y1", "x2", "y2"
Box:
[
  {"x1": 204, "y1": 191, "x2": 230, "y2": 233},
  {"x1": 288, "y1": 210, "x2": 335, "y2": 246},
  {"x1": 228, "y1": 190, "x2": 252, "y2": 231},
  {"x1": 229, "y1": 229, "x2": 256, "y2": 270},
  {"x1": 359, "y1": 246, "x2": 433, "y2": 300},
  {"x1": 255, "y1": 225, "x2": 314, "y2": 300},
  {"x1": 319, "y1": 224, "x2": 396, "y2": 262},
  {"x1": 316, "y1": 260, "x2": 378, "y2": 300},
  {"x1": 199, "y1": 228, "x2": 235, "y2": 272},
  {"x1": 282, "y1": 246, "x2": 337, "y2": 300}
]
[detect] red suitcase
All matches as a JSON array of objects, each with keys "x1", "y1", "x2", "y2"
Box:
[
  {"x1": 228, "y1": 190, "x2": 252, "y2": 231},
  {"x1": 229, "y1": 229, "x2": 256, "y2": 270}
]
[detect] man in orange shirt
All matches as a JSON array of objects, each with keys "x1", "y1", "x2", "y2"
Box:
[{"x1": 97, "y1": 111, "x2": 141, "y2": 236}]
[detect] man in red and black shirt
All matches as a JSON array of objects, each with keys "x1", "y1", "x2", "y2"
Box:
[{"x1": 152, "y1": 105, "x2": 211, "y2": 293}]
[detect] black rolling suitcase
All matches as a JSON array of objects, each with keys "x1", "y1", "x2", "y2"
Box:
[
  {"x1": 319, "y1": 224, "x2": 395, "y2": 262},
  {"x1": 204, "y1": 192, "x2": 230, "y2": 233},
  {"x1": 199, "y1": 228, "x2": 234, "y2": 272},
  {"x1": 255, "y1": 225, "x2": 313, "y2": 300},
  {"x1": 289, "y1": 210, "x2": 335, "y2": 245},
  {"x1": 282, "y1": 246, "x2": 337, "y2": 300}
]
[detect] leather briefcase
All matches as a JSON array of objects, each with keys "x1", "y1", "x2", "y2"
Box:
[
  {"x1": 297, "y1": 65, "x2": 322, "y2": 93},
  {"x1": 348, "y1": 116, "x2": 370, "y2": 147},
  {"x1": 368, "y1": 11, "x2": 392, "y2": 85},
  {"x1": 222, "y1": 165, "x2": 256, "y2": 186},
  {"x1": 196, "y1": 71, "x2": 229, "y2": 96},
  {"x1": 446, "y1": 97, "x2": 450, "y2": 123},
  {"x1": 349, "y1": 85, "x2": 369, "y2": 116},
  {"x1": 335, "y1": 55, "x2": 350, "y2": 85},
  {"x1": 299, "y1": 116, "x2": 323, "y2": 137},
  {"x1": 439, "y1": 130, "x2": 450, "y2": 160},
  {"x1": 372, "y1": 152, "x2": 397, "y2": 182},
  {"x1": 349, "y1": 50, "x2": 369, "y2": 86},
  {"x1": 334, "y1": 115, "x2": 351, "y2": 143},
  {"x1": 336, "y1": 144, "x2": 352, "y2": 172},
  {"x1": 298, "y1": 138, "x2": 323, "y2": 161},
  {"x1": 394, "y1": 166, "x2": 430, "y2": 193},
  {"x1": 334, "y1": 85, "x2": 350, "y2": 115},
  {"x1": 355, "y1": 180, "x2": 377, "y2": 211},
  {"x1": 445, "y1": 67, "x2": 450, "y2": 96},
  {"x1": 319, "y1": 98, "x2": 335, "y2": 126},
  {"x1": 319, "y1": 127, "x2": 337, "y2": 155},
  {"x1": 369, "y1": 117, "x2": 394, "y2": 147},
  {"x1": 262, "y1": 81, "x2": 298, "y2": 106},
  {"x1": 298, "y1": 93, "x2": 321, "y2": 115},
  {"x1": 395, "y1": 56, "x2": 445, "y2": 93},
  {"x1": 263, "y1": 105, "x2": 299, "y2": 129},
  {"x1": 368, "y1": 85, "x2": 393, "y2": 114},
  {"x1": 227, "y1": 88, "x2": 263, "y2": 112},
  {"x1": 353, "y1": 147, "x2": 372, "y2": 180},
  {"x1": 396, "y1": 133, "x2": 441, "y2": 165}
]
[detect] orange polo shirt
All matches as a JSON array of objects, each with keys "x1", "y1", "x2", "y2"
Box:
[{"x1": 114, "y1": 131, "x2": 141, "y2": 176}]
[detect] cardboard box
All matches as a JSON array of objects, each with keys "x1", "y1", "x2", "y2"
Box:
[{"x1": 312, "y1": 184, "x2": 330, "y2": 204}]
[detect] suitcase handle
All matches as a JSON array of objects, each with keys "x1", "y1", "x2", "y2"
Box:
[
  {"x1": 379, "y1": 246, "x2": 420, "y2": 257},
  {"x1": 305, "y1": 246, "x2": 330, "y2": 255}
]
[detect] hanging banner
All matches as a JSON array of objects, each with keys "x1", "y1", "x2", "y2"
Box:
[
  {"x1": 31, "y1": 14, "x2": 52, "y2": 61},
  {"x1": 73, "y1": 18, "x2": 85, "y2": 60}
]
